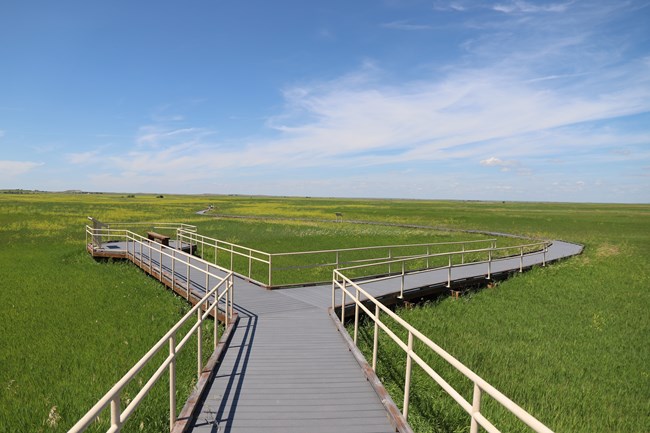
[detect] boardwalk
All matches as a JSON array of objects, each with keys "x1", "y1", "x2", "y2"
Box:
[
  {"x1": 190, "y1": 296, "x2": 398, "y2": 433},
  {"x1": 89, "y1": 235, "x2": 582, "y2": 433}
]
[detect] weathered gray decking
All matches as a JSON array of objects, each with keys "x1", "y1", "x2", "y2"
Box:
[{"x1": 93, "y1": 238, "x2": 582, "y2": 432}]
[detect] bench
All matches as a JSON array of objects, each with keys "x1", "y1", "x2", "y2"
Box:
[{"x1": 147, "y1": 231, "x2": 170, "y2": 246}]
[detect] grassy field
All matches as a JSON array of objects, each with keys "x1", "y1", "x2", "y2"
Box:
[{"x1": 0, "y1": 193, "x2": 648, "y2": 432}]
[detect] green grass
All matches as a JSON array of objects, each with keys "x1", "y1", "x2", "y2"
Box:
[
  {"x1": 348, "y1": 202, "x2": 650, "y2": 432},
  {"x1": 0, "y1": 193, "x2": 648, "y2": 432},
  {"x1": 0, "y1": 194, "x2": 222, "y2": 432}
]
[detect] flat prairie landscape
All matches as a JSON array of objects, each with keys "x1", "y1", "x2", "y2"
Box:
[{"x1": 0, "y1": 193, "x2": 648, "y2": 432}]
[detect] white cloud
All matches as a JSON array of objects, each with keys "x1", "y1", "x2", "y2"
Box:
[
  {"x1": 66, "y1": 150, "x2": 102, "y2": 164},
  {"x1": 95, "y1": 52, "x2": 649, "y2": 181},
  {"x1": 492, "y1": 1, "x2": 572, "y2": 14},
  {"x1": 0, "y1": 160, "x2": 43, "y2": 178},
  {"x1": 67, "y1": 2, "x2": 649, "y2": 203},
  {"x1": 382, "y1": 20, "x2": 432, "y2": 31},
  {"x1": 432, "y1": 1, "x2": 467, "y2": 12},
  {"x1": 135, "y1": 126, "x2": 212, "y2": 148},
  {"x1": 480, "y1": 157, "x2": 513, "y2": 167}
]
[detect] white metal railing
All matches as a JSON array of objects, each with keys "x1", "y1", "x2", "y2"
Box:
[
  {"x1": 177, "y1": 228, "x2": 500, "y2": 287},
  {"x1": 75, "y1": 227, "x2": 234, "y2": 433},
  {"x1": 94, "y1": 220, "x2": 197, "y2": 232},
  {"x1": 86, "y1": 217, "x2": 197, "y2": 248},
  {"x1": 270, "y1": 238, "x2": 497, "y2": 275},
  {"x1": 177, "y1": 229, "x2": 272, "y2": 286},
  {"x1": 86, "y1": 217, "x2": 197, "y2": 249},
  {"x1": 336, "y1": 241, "x2": 549, "y2": 299},
  {"x1": 332, "y1": 243, "x2": 554, "y2": 433}
]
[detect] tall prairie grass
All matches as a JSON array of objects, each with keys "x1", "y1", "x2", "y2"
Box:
[{"x1": 0, "y1": 193, "x2": 647, "y2": 432}]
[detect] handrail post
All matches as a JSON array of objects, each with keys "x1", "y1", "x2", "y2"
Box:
[
  {"x1": 110, "y1": 396, "x2": 122, "y2": 432},
  {"x1": 268, "y1": 255, "x2": 273, "y2": 287},
  {"x1": 520, "y1": 246, "x2": 524, "y2": 272},
  {"x1": 341, "y1": 281, "x2": 346, "y2": 323},
  {"x1": 335, "y1": 251, "x2": 340, "y2": 269},
  {"x1": 186, "y1": 255, "x2": 190, "y2": 300},
  {"x1": 462, "y1": 243, "x2": 465, "y2": 264},
  {"x1": 171, "y1": 249, "x2": 176, "y2": 291},
  {"x1": 248, "y1": 249, "x2": 252, "y2": 278},
  {"x1": 224, "y1": 281, "x2": 230, "y2": 329},
  {"x1": 228, "y1": 275, "x2": 234, "y2": 320},
  {"x1": 372, "y1": 304, "x2": 379, "y2": 371},
  {"x1": 426, "y1": 246, "x2": 430, "y2": 268},
  {"x1": 197, "y1": 308, "x2": 202, "y2": 380},
  {"x1": 331, "y1": 277, "x2": 336, "y2": 311},
  {"x1": 169, "y1": 335, "x2": 177, "y2": 431},
  {"x1": 543, "y1": 244, "x2": 547, "y2": 267},
  {"x1": 353, "y1": 287, "x2": 360, "y2": 344},
  {"x1": 214, "y1": 241, "x2": 218, "y2": 265},
  {"x1": 388, "y1": 248, "x2": 392, "y2": 274},
  {"x1": 398, "y1": 261, "x2": 405, "y2": 299},
  {"x1": 230, "y1": 245, "x2": 234, "y2": 271},
  {"x1": 214, "y1": 293, "x2": 219, "y2": 349},
  {"x1": 487, "y1": 249, "x2": 492, "y2": 280},
  {"x1": 470, "y1": 383, "x2": 482, "y2": 433},
  {"x1": 403, "y1": 331, "x2": 413, "y2": 420},
  {"x1": 205, "y1": 262, "x2": 209, "y2": 296},
  {"x1": 447, "y1": 254, "x2": 452, "y2": 288}
]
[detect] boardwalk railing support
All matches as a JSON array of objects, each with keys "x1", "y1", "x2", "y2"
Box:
[
  {"x1": 178, "y1": 227, "x2": 497, "y2": 288},
  {"x1": 73, "y1": 227, "x2": 235, "y2": 433},
  {"x1": 332, "y1": 269, "x2": 555, "y2": 433},
  {"x1": 169, "y1": 335, "x2": 177, "y2": 431}
]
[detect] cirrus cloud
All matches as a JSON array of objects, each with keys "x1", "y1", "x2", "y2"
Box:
[{"x1": 0, "y1": 160, "x2": 43, "y2": 179}]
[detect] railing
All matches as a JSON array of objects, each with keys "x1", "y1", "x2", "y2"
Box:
[
  {"x1": 331, "y1": 243, "x2": 554, "y2": 433},
  {"x1": 86, "y1": 217, "x2": 197, "y2": 249},
  {"x1": 270, "y1": 239, "x2": 499, "y2": 286},
  {"x1": 74, "y1": 227, "x2": 234, "y2": 433},
  {"x1": 177, "y1": 229, "x2": 272, "y2": 286},
  {"x1": 336, "y1": 241, "x2": 549, "y2": 298},
  {"x1": 177, "y1": 228, "x2": 500, "y2": 287}
]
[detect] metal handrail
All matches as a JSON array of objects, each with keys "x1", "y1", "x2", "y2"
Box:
[
  {"x1": 95, "y1": 221, "x2": 197, "y2": 232},
  {"x1": 175, "y1": 229, "x2": 503, "y2": 288},
  {"x1": 331, "y1": 244, "x2": 554, "y2": 433},
  {"x1": 74, "y1": 228, "x2": 234, "y2": 433},
  {"x1": 177, "y1": 229, "x2": 272, "y2": 286},
  {"x1": 272, "y1": 238, "x2": 496, "y2": 257},
  {"x1": 335, "y1": 241, "x2": 549, "y2": 298}
]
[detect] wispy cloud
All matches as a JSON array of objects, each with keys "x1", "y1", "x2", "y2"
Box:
[
  {"x1": 0, "y1": 160, "x2": 43, "y2": 178},
  {"x1": 480, "y1": 157, "x2": 516, "y2": 167},
  {"x1": 382, "y1": 20, "x2": 432, "y2": 31},
  {"x1": 432, "y1": 1, "x2": 467, "y2": 12},
  {"x1": 135, "y1": 125, "x2": 215, "y2": 148},
  {"x1": 492, "y1": 1, "x2": 573, "y2": 14},
  {"x1": 434, "y1": 0, "x2": 574, "y2": 14},
  {"x1": 66, "y1": 149, "x2": 103, "y2": 164},
  {"x1": 73, "y1": 2, "x2": 649, "y2": 202}
]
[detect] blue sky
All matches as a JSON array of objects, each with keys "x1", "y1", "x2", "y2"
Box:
[{"x1": 1, "y1": 0, "x2": 649, "y2": 202}]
